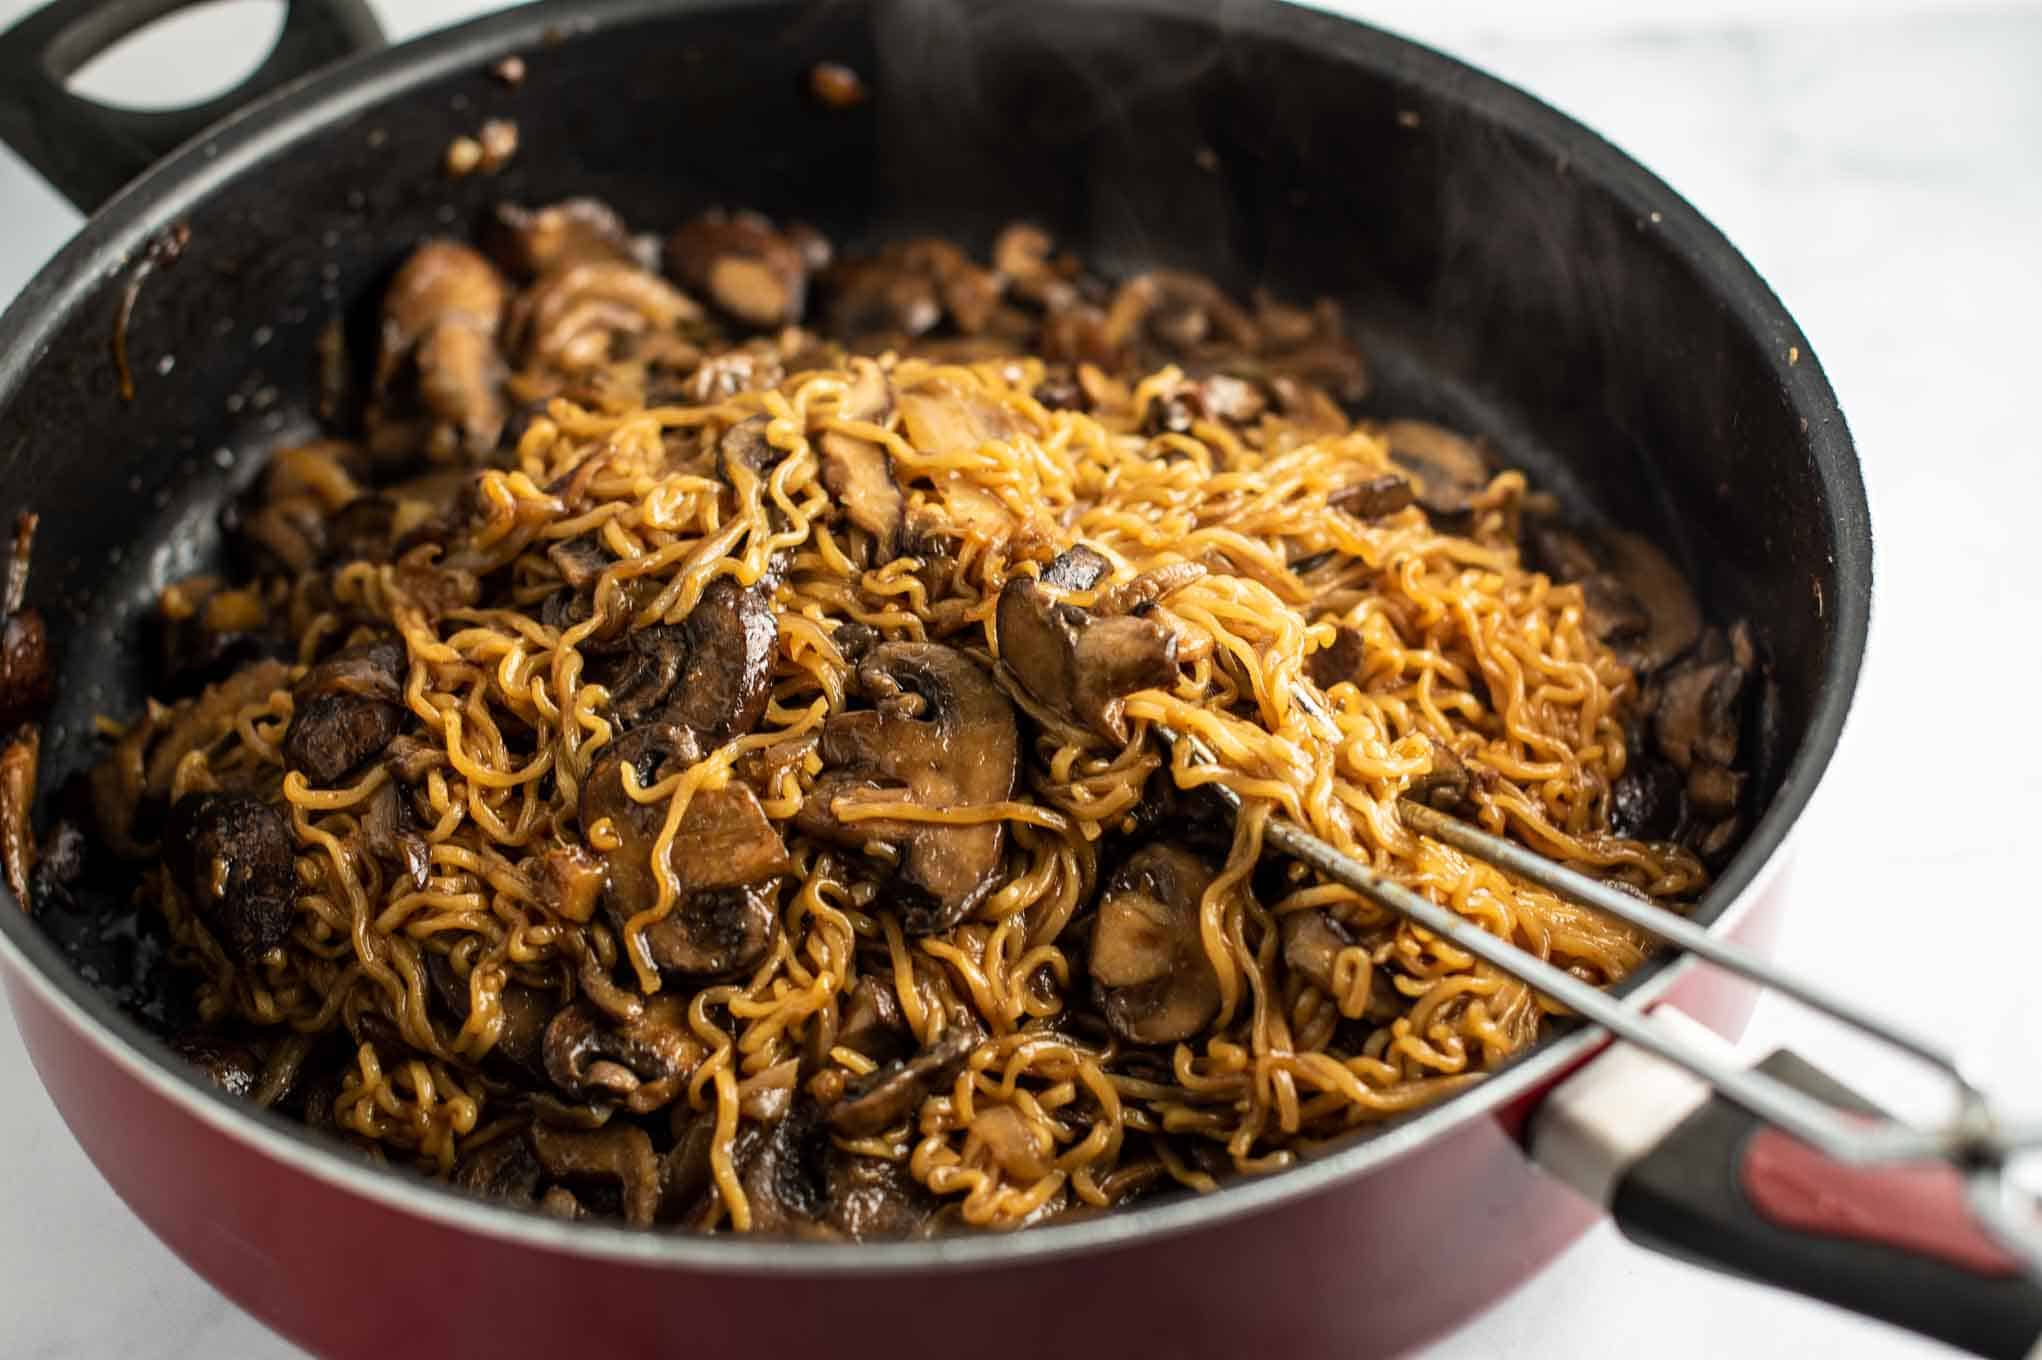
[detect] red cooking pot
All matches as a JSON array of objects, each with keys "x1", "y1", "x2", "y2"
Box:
[{"x1": 7, "y1": 0, "x2": 2003, "y2": 1356}]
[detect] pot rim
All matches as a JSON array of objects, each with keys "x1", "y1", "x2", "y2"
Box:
[{"x1": 0, "y1": 0, "x2": 1871, "y2": 1274}]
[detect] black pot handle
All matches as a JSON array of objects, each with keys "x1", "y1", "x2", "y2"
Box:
[
  {"x1": 0, "y1": 0, "x2": 385, "y2": 214},
  {"x1": 1534, "y1": 1008, "x2": 2042, "y2": 1358}
]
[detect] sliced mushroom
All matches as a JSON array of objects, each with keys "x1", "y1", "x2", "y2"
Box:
[
  {"x1": 154, "y1": 575, "x2": 288, "y2": 697},
  {"x1": 546, "y1": 535, "x2": 611, "y2": 590},
  {"x1": 168, "y1": 1032, "x2": 264, "y2": 1099},
  {"x1": 508, "y1": 259, "x2": 702, "y2": 374},
  {"x1": 370, "y1": 240, "x2": 510, "y2": 462},
  {"x1": 542, "y1": 996, "x2": 704, "y2": 1113},
  {"x1": 824, "y1": 1028, "x2": 976, "y2": 1137},
  {"x1": 0, "y1": 514, "x2": 51, "y2": 731},
  {"x1": 1330, "y1": 472, "x2": 1415, "y2": 520},
  {"x1": 481, "y1": 198, "x2": 638, "y2": 280},
  {"x1": 664, "y1": 579, "x2": 777, "y2": 742},
  {"x1": 283, "y1": 640, "x2": 407, "y2": 785},
  {"x1": 665, "y1": 209, "x2": 811, "y2": 329},
  {"x1": 531, "y1": 1121, "x2": 663, "y2": 1227},
  {"x1": 1610, "y1": 753, "x2": 1684, "y2": 842},
  {"x1": 426, "y1": 953, "x2": 554, "y2": 1076},
  {"x1": 1279, "y1": 909, "x2": 1356, "y2": 996},
  {"x1": 453, "y1": 1128, "x2": 544, "y2": 1206},
  {"x1": 1090, "y1": 844, "x2": 1221, "y2": 1045},
  {"x1": 737, "y1": 1102, "x2": 834, "y2": 1235},
  {"x1": 1102, "y1": 271, "x2": 1259, "y2": 359},
  {"x1": 361, "y1": 778, "x2": 429, "y2": 890},
  {"x1": 818, "y1": 360, "x2": 904, "y2": 556},
  {"x1": 1382, "y1": 420, "x2": 1491, "y2": 523},
  {"x1": 796, "y1": 643, "x2": 1020, "y2": 934},
  {"x1": 807, "y1": 973, "x2": 911, "y2": 1070},
  {"x1": 997, "y1": 562, "x2": 1179, "y2": 743},
  {"x1": 824, "y1": 1147, "x2": 937, "y2": 1240},
  {"x1": 530, "y1": 842, "x2": 607, "y2": 924},
  {"x1": 1306, "y1": 624, "x2": 1367, "y2": 690},
  {"x1": 1653, "y1": 628, "x2": 1753, "y2": 773},
  {"x1": 163, "y1": 792, "x2": 297, "y2": 964},
  {"x1": 1406, "y1": 738, "x2": 1475, "y2": 812},
  {"x1": 1039, "y1": 543, "x2": 1111, "y2": 593},
  {"x1": 0, "y1": 730, "x2": 36, "y2": 909},
  {"x1": 579, "y1": 726, "x2": 793, "y2": 979},
  {"x1": 823, "y1": 239, "x2": 999, "y2": 341},
  {"x1": 1525, "y1": 513, "x2": 1702, "y2": 675}
]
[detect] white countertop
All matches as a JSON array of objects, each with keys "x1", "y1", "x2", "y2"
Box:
[{"x1": 4, "y1": 1, "x2": 2040, "y2": 1355}]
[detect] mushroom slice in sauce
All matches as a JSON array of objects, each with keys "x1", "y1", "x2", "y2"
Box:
[
  {"x1": 282, "y1": 639, "x2": 407, "y2": 785},
  {"x1": 997, "y1": 553, "x2": 1181, "y2": 743},
  {"x1": 481, "y1": 198, "x2": 638, "y2": 280},
  {"x1": 823, "y1": 1028, "x2": 977, "y2": 1137},
  {"x1": 579, "y1": 727, "x2": 793, "y2": 980},
  {"x1": 1279, "y1": 909, "x2": 1357, "y2": 996},
  {"x1": 817, "y1": 360, "x2": 904, "y2": 556},
  {"x1": 665, "y1": 208, "x2": 812, "y2": 329},
  {"x1": 796, "y1": 643, "x2": 1020, "y2": 935},
  {"x1": 1089, "y1": 844, "x2": 1222, "y2": 1045},
  {"x1": 824, "y1": 1148, "x2": 937, "y2": 1240},
  {"x1": 1524, "y1": 512, "x2": 1703, "y2": 675},
  {"x1": 454, "y1": 1129, "x2": 545, "y2": 1206},
  {"x1": 168, "y1": 1032, "x2": 265, "y2": 1099},
  {"x1": 530, "y1": 1122, "x2": 664, "y2": 1227},
  {"x1": 370, "y1": 240, "x2": 510, "y2": 462},
  {"x1": 542, "y1": 996, "x2": 704, "y2": 1113},
  {"x1": 1381, "y1": 420, "x2": 1491, "y2": 524},
  {"x1": 163, "y1": 792, "x2": 298, "y2": 964}
]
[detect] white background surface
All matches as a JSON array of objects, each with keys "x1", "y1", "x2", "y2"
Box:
[{"x1": 2, "y1": 1, "x2": 2039, "y2": 1356}]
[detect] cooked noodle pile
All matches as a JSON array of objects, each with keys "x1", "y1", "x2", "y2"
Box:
[{"x1": 76, "y1": 205, "x2": 1746, "y2": 1236}]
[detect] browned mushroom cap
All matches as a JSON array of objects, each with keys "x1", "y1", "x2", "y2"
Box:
[
  {"x1": 1610, "y1": 753, "x2": 1684, "y2": 842},
  {"x1": 1038, "y1": 543, "x2": 1111, "y2": 593},
  {"x1": 1279, "y1": 909, "x2": 1356, "y2": 996},
  {"x1": 1523, "y1": 513, "x2": 1702, "y2": 675},
  {"x1": 818, "y1": 360, "x2": 904, "y2": 557},
  {"x1": 665, "y1": 209, "x2": 812, "y2": 329},
  {"x1": 1382, "y1": 420, "x2": 1491, "y2": 523},
  {"x1": 824, "y1": 1028, "x2": 977, "y2": 1137},
  {"x1": 508, "y1": 258, "x2": 701, "y2": 373},
  {"x1": 823, "y1": 239, "x2": 1000, "y2": 341},
  {"x1": 163, "y1": 792, "x2": 297, "y2": 964},
  {"x1": 1406, "y1": 737, "x2": 1476, "y2": 812},
  {"x1": 666, "y1": 579, "x2": 777, "y2": 741},
  {"x1": 1305, "y1": 624, "x2": 1367, "y2": 691},
  {"x1": 371, "y1": 241, "x2": 510, "y2": 461},
  {"x1": 545, "y1": 535, "x2": 610, "y2": 590},
  {"x1": 542, "y1": 995, "x2": 704, "y2": 1114},
  {"x1": 168, "y1": 1032, "x2": 264, "y2": 1099},
  {"x1": 579, "y1": 727, "x2": 793, "y2": 980},
  {"x1": 796, "y1": 643, "x2": 1020, "y2": 935},
  {"x1": 834, "y1": 974, "x2": 910, "y2": 1062},
  {"x1": 736, "y1": 1102, "x2": 836, "y2": 1236},
  {"x1": 480, "y1": 198, "x2": 638, "y2": 280},
  {"x1": 1102, "y1": 270, "x2": 1259, "y2": 358},
  {"x1": 1330, "y1": 472, "x2": 1415, "y2": 520},
  {"x1": 282, "y1": 639, "x2": 407, "y2": 785},
  {"x1": 997, "y1": 557, "x2": 1180, "y2": 743},
  {"x1": 531, "y1": 1121, "x2": 663, "y2": 1226},
  {"x1": 453, "y1": 1128, "x2": 544, "y2": 1206},
  {"x1": 824, "y1": 1147, "x2": 938, "y2": 1240},
  {"x1": 425, "y1": 953, "x2": 554, "y2": 1076},
  {"x1": 1090, "y1": 844, "x2": 1222, "y2": 1045},
  {"x1": 1653, "y1": 626, "x2": 1754, "y2": 774}
]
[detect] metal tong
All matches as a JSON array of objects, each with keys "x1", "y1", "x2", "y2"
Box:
[{"x1": 1160, "y1": 728, "x2": 2042, "y2": 1278}]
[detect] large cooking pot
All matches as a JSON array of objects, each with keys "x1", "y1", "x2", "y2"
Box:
[{"x1": 0, "y1": 0, "x2": 1961, "y2": 1355}]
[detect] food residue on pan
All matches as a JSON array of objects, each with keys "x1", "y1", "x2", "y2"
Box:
[
  {"x1": 809, "y1": 61, "x2": 867, "y2": 109},
  {"x1": 446, "y1": 120, "x2": 520, "y2": 177},
  {"x1": 111, "y1": 222, "x2": 190, "y2": 403}
]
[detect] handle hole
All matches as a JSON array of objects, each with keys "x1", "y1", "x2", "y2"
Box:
[{"x1": 64, "y1": 0, "x2": 286, "y2": 112}]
